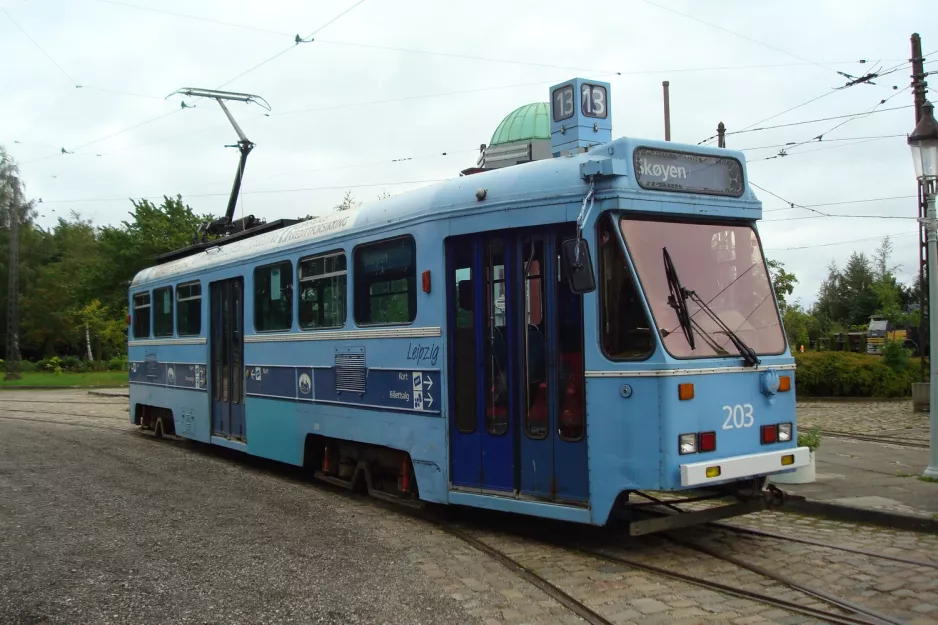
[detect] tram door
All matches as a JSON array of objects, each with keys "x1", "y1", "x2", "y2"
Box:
[
  {"x1": 210, "y1": 278, "x2": 246, "y2": 441},
  {"x1": 447, "y1": 228, "x2": 588, "y2": 503}
]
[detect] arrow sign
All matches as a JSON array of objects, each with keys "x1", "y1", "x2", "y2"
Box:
[
  {"x1": 425, "y1": 392, "x2": 433, "y2": 409},
  {"x1": 424, "y1": 376, "x2": 433, "y2": 391}
]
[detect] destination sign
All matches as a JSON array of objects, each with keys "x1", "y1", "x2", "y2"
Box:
[{"x1": 633, "y1": 148, "x2": 743, "y2": 197}]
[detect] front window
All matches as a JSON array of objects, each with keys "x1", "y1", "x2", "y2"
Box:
[{"x1": 618, "y1": 217, "x2": 785, "y2": 359}]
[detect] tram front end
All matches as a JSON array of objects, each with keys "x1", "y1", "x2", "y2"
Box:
[{"x1": 581, "y1": 209, "x2": 810, "y2": 531}]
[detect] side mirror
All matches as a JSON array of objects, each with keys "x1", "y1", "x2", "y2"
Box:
[
  {"x1": 457, "y1": 279, "x2": 473, "y2": 310},
  {"x1": 560, "y1": 238, "x2": 596, "y2": 294}
]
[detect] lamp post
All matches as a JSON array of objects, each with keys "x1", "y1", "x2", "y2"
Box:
[{"x1": 909, "y1": 100, "x2": 938, "y2": 478}]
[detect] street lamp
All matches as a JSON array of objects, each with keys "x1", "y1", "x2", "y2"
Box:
[{"x1": 909, "y1": 100, "x2": 938, "y2": 479}]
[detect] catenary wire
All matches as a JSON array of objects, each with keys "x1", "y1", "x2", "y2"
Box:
[
  {"x1": 215, "y1": 0, "x2": 370, "y2": 88},
  {"x1": 36, "y1": 179, "x2": 448, "y2": 204},
  {"x1": 640, "y1": 0, "x2": 842, "y2": 76},
  {"x1": 764, "y1": 231, "x2": 916, "y2": 252},
  {"x1": 0, "y1": 6, "x2": 78, "y2": 84}
]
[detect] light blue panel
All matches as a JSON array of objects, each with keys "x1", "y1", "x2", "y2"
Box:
[
  {"x1": 296, "y1": 402, "x2": 449, "y2": 504},
  {"x1": 448, "y1": 491, "x2": 592, "y2": 524},
  {"x1": 657, "y1": 364, "x2": 797, "y2": 489},
  {"x1": 584, "y1": 376, "x2": 661, "y2": 525},
  {"x1": 129, "y1": 383, "x2": 211, "y2": 443},
  {"x1": 244, "y1": 397, "x2": 304, "y2": 466}
]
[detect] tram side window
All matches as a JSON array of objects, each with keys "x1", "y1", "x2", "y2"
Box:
[
  {"x1": 354, "y1": 237, "x2": 416, "y2": 325},
  {"x1": 299, "y1": 251, "x2": 347, "y2": 329},
  {"x1": 599, "y1": 216, "x2": 654, "y2": 359},
  {"x1": 132, "y1": 292, "x2": 151, "y2": 339},
  {"x1": 176, "y1": 281, "x2": 201, "y2": 336},
  {"x1": 254, "y1": 261, "x2": 294, "y2": 332},
  {"x1": 153, "y1": 287, "x2": 174, "y2": 337}
]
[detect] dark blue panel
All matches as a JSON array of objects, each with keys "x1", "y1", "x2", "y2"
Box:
[
  {"x1": 520, "y1": 237, "x2": 554, "y2": 499},
  {"x1": 313, "y1": 367, "x2": 441, "y2": 415},
  {"x1": 448, "y1": 240, "x2": 482, "y2": 489},
  {"x1": 144, "y1": 353, "x2": 167, "y2": 385},
  {"x1": 245, "y1": 365, "x2": 296, "y2": 400},
  {"x1": 130, "y1": 361, "x2": 207, "y2": 391},
  {"x1": 174, "y1": 364, "x2": 208, "y2": 390},
  {"x1": 481, "y1": 238, "x2": 514, "y2": 493},
  {"x1": 296, "y1": 367, "x2": 314, "y2": 402},
  {"x1": 552, "y1": 245, "x2": 589, "y2": 501}
]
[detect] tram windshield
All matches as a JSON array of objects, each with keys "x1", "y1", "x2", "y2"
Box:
[{"x1": 618, "y1": 217, "x2": 786, "y2": 359}]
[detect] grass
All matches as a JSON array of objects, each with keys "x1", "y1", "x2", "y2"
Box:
[{"x1": 0, "y1": 371, "x2": 128, "y2": 388}]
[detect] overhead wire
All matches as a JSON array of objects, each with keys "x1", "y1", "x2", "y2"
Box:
[
  {"x1": 36, "y1": 179, "x2": 448, "y2": 204},
  {"x1": 215, "y1": 0, "x2": 370, "y2": 89},
  {"x1": 640, "y1": 0, "x2": 842, "y2": 77},
  {"x1": 764, "y1": 231, "x2": 917, "y2": 252},
  {"x1": 1, "y1": 6, "x2": 78, "y2": 84}
]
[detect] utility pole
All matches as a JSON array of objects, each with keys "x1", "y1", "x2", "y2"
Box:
[
  {"x1": 4, "y1": 207, "x2": 21, "y2": 381},
  {"x1": 717, "y1": 122, "x2": 726, "y2": 148},
  {"x1": 662, "y1": 81, "x2": 671, "y2": 141},
  {"x1": 913, "y1": 33, "x2": 929, "y2": 378}
]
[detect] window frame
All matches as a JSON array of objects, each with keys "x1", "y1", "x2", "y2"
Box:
[
  {"x1": 176, "y1": 280, "x2": 202, "y2": 336},
  {"x1": 152, "y1": 286, "x2": 175, "y2": 338},
  {"x1": 132, "y1": 291, "x2": 151, "y2": 339},
  {"x1": 298, "y1": 249, "x2": 348, "y2": 331},
  {"x1": 597, "y1": 213, "x2": 656, "y2": 362},
  {"x1": 353, "y1": 235, "x2": 418, "y2": 327},
  {"x1": 253, "y1": 260, "x2": 294, "y2": 333}
]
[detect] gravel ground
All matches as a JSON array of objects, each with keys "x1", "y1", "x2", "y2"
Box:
[{"x1": 0, "y1": 413, "x2": 473, "y2": 625}]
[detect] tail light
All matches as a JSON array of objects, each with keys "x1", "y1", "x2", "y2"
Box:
[
  {"x1": 778, "y1": 422, "x2": 792, "y2": 442},
  {"x1": 761, "y1": 424, "x2": 778, "y2": 444},
  {"x1": 679, "y1": 431, "x2": 716, "y2": 455}
]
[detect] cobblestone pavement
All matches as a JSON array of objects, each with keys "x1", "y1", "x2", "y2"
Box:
[
  {"x1": 2, "y1": 390, "x2": 937, "y2": 624},
  {"x1": 797, "y1": 399, "x2": 930, "y2": 444}
]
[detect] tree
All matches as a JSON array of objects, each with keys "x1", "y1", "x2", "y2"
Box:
[{"x1": 767, "y1": 259, "x2": 797, "y2": 314}]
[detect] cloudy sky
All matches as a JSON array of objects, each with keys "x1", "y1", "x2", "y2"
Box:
[{"x1": 2, "y1": 0, "x2": 936, "y2": 307}]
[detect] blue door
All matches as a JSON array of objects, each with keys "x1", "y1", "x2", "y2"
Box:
[
  {"x1": 210, "y1": 278, "x2": 246, "y2": 441},
  {"x1": 447, "y1": 227, "x2": 588, "y2": 503}
]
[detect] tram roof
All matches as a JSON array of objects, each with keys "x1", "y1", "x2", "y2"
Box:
[{"x1": 130, "y1": 137, "x2": 756, "y2": 288}]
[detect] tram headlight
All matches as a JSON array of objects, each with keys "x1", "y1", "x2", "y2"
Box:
[
  {"x1": 778, "y1": 423, "x2": 793, "y2": 442},
  {"x1": 679, "y1": 433, "x2": 697, "y2": 455}
]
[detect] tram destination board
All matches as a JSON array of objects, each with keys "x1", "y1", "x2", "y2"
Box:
[{"x1": 633, "y1": 147, "x2": 744, "y2": 197}]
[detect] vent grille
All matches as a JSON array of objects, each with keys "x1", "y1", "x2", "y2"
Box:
[{"x1": 335, "y1": 352, "x2": 366, "y2": 394}]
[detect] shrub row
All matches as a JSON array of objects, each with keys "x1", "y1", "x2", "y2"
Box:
[
  {"x1": 5, "y1": 356, "x2": 128, "y2": 373},
  {"x1": 794, "y1": 350, "x2": 922, "y2": 398}
]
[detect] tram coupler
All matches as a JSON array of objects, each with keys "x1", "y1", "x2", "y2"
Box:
[{"x1": 763, "y1": 483, "x2": 786, "y2": 508}]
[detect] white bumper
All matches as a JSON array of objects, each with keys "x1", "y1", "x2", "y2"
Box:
[{"x1": 680, "y1": 447, "x2": 811, "y2": 487}]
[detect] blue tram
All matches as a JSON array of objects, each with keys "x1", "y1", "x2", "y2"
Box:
[{"x1": 128, "y1": 78, "x2": 808, "y2": 533}]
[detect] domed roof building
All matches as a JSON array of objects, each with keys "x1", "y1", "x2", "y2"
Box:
[{"x1": 462, "y1": 102, "x2": 553, "y2": 175}]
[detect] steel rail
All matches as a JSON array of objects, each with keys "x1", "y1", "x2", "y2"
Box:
[
  {"x1": 668, "y1": 535, "x2": 904, "y2": 625},
  {"x1": 712, "y1": 522, "x2": 938, "y2": 568}
]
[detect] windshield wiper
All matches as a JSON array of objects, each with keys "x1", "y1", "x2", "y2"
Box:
[
  {"x1": 662, "y1": 247, "x2": 695, "y2": 350},
  {"x1": 662, "y1": 247, "x2": 760, "y2": 367},
  {"x1": 685, "y1": 289, "x2": 761, "y2": 367}
]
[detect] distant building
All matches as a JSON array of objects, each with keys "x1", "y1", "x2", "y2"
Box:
[{"x1": 461, "y1": 102, "x2": 551, "y2": 175}]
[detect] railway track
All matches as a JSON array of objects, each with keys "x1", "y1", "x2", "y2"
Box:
[
  {"x1": 1, "y1": 404, "x2": 923, "y2": 625},
  {"x1": 817, "y1": 429, "x2": 928, "y2": 449},
  {"x1": 713, "y1": 521, "x2": 938, "y2": 569}
]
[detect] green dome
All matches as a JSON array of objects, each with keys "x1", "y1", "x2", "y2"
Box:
[{"x1": 489, "y1": 102, "x2": 550, "y2": 146}]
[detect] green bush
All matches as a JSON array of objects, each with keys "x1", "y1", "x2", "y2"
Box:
[
  {"x1": 798, "y1": 426, "x2": 822, "y2": 452},
  {"x1": 62, "y1": 356, "x2": 81, "y2": 371},
  {"x1": 108, "y1": 356, "x2": 128, "y2": 371},
  {"x1": 794, "y1": 351, "x2": 921, "y2": 397},
  {"x1": 18, "y1": 360, "x2": 37, "y2": 372},
  {"x1": 881, "y1": 340, "x2": 911, "y2": 374}
]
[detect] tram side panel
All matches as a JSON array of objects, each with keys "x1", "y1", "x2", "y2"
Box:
[
  {"x1": 129, "y1": 342, "x2": 213, "y2": 442},
  {"x1": 236, "y1": 222, "x2": 450, "y2": 503}
]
